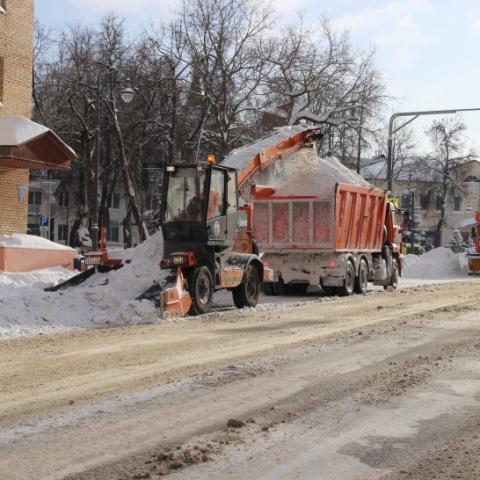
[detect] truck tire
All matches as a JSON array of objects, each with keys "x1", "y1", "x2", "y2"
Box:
[
  {"x1": 187, "y1": 265, "x2": 214, "y2": 315},
  {"x1": 262, "y1": 282, "x2": 274, "y2": 295},
  {"x1": 338, "y1": 261, "x2": 355, "y2": 297},
  {"x1": 384, "y1": 257, "x2": 399, "y2": 290},
  {"x1": 233, "y1": 264, "x2": 261, "y2": 308},
  {"x1": 354, "y1": 259, "x2": 368, "y2": 294}
]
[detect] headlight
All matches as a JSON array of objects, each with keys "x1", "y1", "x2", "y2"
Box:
[
  {"x1": 173, "y1": 255, "x2": 186, "y2": 265},
  {"x1": 84, "y1": 254, "x2": 103, "y2": 266}
]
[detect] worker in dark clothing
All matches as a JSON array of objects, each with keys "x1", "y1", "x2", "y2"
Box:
[{"x1": 187, "y1": 181, "x2": 220, "y2": 221}]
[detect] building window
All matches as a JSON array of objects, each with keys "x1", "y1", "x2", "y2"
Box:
[
  {"x1": 107, "y1": 193, "x2": 120, "y2": 210},
  {"x1": 435, "y1": 195, "x2": 443, "y2": 212},
  {"x1": 58, "y1": 225, "x2": 69, "y2": 242},
  {"x1": 453, "y1": 195, "x2": 462, "y2": 212},
  {"x1": 419, "y1": 194, "x2": 430, "y2": 211},
  {"x1": 57, "y1": 191, "x2": 69, "y2": 207},
  {"x1": 400, "y1": 194, "x2": 411, "y2": 209},
  {"x1": 106, "y1": 226, "x2": 119, "y2": 243},
  {"x1": 28, "y1": 191, "x2": 42, "y2": 205}
]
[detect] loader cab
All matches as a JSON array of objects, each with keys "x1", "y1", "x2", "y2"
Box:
[{"x1": 160, "y1": 162, "x2": 240, "y2": 257}]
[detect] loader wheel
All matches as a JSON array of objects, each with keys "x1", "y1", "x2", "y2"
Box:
[
  {"x1": 384, "y1": 257, "x2": 399, "y2": 290},
  {"x1": 338, "y1": 261, "x2": 355, "y2": 297},
  {"x1": 354, "y1": 259, "x2": 368, "y2": 294},
  {"x1": 187, "y1": 265, "x2": 214, "y2": 315},
  {"x1": 233, "y1": 264, "x2": 260, "y2": 309},
  {"x1": 262, "y1": 282, "x2": 275, "y2": 295}
]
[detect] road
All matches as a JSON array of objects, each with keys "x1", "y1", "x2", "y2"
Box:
[{"x1": 1, "y1": 280, "x2": 480, "y2": 479}]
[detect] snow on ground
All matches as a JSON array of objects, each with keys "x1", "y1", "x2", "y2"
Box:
[{"x1": 0, "y1": 235, "x2": 475, "y2": 340}]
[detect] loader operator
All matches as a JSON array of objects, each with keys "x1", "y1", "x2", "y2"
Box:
[{"x1": 186, "y1": 180, "x2": 220, "y2": 221}]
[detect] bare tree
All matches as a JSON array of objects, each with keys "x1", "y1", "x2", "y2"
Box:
[{"x1": 420, "y1": 116, "x2": 477, "y2": 246}]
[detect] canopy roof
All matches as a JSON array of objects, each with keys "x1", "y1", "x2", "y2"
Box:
[{"x1": 0, "y1": 116, "x2": 76, "y2": 170}]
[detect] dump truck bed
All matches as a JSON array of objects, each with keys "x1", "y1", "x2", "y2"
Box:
[{"x1": 253, "y1": 183, "x2": 388, "y2": 252}]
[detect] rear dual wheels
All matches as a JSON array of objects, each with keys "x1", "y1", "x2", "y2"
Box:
[
  {"x1": 354, "y1": 259, "x2": 368, "y2": 295},
  {"x1": 337, "y1": 260, "x2": 355, "y2": 297},
  {"x1": 233, "y1": 264, "x2": 261, "y2": 309}
]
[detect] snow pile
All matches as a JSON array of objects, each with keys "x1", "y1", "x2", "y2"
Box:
[
  {"x1": 221, "y1": 125, "x2": 370, "y2": 196},
  {"x1": 0, "y1": 266, "x2": 77, "y2": 293},
  {"x1": 0, "y1": 231, "x2": 169, "y2": 339},
  {"x1": 0, "y1": 234, "x2": 75, "y2": 250},
  {"x1": 263, "y1": 149, "x2": 370, "y2": 197},
  {"x1": 402, "y1": 248, "x2": 464, "y2": 279}
]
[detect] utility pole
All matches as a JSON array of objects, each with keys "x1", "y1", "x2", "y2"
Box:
[
  {"x1": 387, "y1": 108, "x2": 480, "y2": 192},
  {"x1": 410, "y1": 191, "x2": 415, "y2": 255}
]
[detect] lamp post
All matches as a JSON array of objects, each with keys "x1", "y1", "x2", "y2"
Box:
[
  {"x1": 91, "y1": 76, "x2": 135, "y2": 252},
  {"x1": 387, "y1": 108, "x2": 480, "y2": 192},
  {"x1": 466, "y1": 196, "x2": 479, "y2": 212}
]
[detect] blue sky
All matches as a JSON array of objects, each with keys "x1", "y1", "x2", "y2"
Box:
[{"x1": 35, "y1": 0, "x2": 480, "y2": 154}]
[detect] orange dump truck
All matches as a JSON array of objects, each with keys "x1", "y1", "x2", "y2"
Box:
[{"x1": 253, "y1": 182, "x2": 404, "y2": 296}]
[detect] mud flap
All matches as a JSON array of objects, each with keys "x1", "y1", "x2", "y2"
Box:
[{"x1": 158, "y1": 268, "x2": 192, "y2": 318}]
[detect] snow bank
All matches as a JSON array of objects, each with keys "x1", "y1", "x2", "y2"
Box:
[
  {"x1": 402, "y1": 248, "x2": 465, "y2": 279},
  {"x1": 0, "y1": 231, "x2": 169, "y2": 340},
  {"x1": 0, "y1": 234, "x2": 75, "y2": 250}
]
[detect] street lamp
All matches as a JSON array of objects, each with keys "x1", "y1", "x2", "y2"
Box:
[
  {"x1": 91, "y1": 75, "x2": 135, "y2": 251},
  {"x1": 387, "y1": 108, "x2": 480, "y2": 192},
  {"x1": 466, "y1": 197, "x2": 479, "y2": 212}
]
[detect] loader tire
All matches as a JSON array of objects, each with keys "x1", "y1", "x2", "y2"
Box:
[
  {"x1": 354, "y1": 259, "x2": 368, "y2": 294},
  {"x1": 233, "y1": 264, "x2": 260, "y2": 309},
  {"x1": 187, "y1": 265, "x2": 214, "y2": 315},
  {"x1": 384, "y1": 257, "x2": 399, "y2": 290},
  {"x1": 337, "y1": 261, "x2": 355, "y2": 297}
]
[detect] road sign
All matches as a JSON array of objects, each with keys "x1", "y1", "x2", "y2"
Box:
[{"x1": 39, "y1": 215, "x2": 49, "y2": 227}]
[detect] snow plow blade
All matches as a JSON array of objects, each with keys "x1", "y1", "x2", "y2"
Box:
[
  {"x1": 44, "y1": 267, "x2": 97, "y2": 292},
  {"x1": 136, "y1": 268, "x2": 192, "y2": 317},
  {"x1": 44, "y1": 264, "x2": 123, "y2": 292}
]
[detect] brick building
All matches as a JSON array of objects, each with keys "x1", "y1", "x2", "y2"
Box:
[
  {"x1": 0, "y1": 1, "x2": 75, "y2": 237},
  {"x1": 0, "y1": 0, "x2": 34, "y2": 235}
]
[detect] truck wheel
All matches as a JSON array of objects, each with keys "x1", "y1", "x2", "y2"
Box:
[
  {"x1": 187, "y1": 265, "x2": 214, "y2": 315},
  {"x1": 384, "y1": 257, "x2": 399, "y2": 290},
  {"x1": 233, "y1": 264, "x2": 260, "y2": 308},
  {"x1": 262, "y1": 282, "x2": 274, "y2": 295},
  {"x1": 354, "y1": 259, "x2": 368, "y2": 294},
  {"x1": 338, "y1": 261, "x2": 355, "y2": 297}
]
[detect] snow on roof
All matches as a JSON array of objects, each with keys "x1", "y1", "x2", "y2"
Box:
[
  {"x1": 452, "y1": 217, "x2": 477, "y2": 229},
  {"x1": 0, "y1": 116, "x2": 50, "y2": 146},
  {"x1": 0, "y1": 234, "x2": 75, "y2": 251}
]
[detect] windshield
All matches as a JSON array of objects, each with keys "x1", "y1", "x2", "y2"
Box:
[{"x1": 164, "y1": 168, "x2": 206, "y2": 222}]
